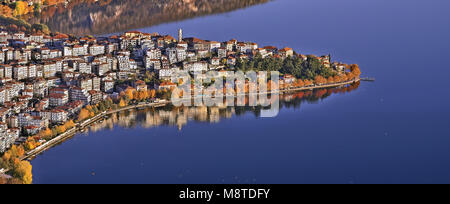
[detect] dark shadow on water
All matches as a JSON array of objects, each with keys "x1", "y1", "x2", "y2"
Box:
[{"x1": 21, "y1": 0, "x2": 270, "y2": 36}]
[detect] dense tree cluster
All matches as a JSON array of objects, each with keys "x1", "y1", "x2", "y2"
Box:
[
  {"x1": 0, "y1": 145, "x2": 32, "y2": 184},
  {"x1": 78, "y1": 98, "x2": 115, "y2": 121},
  {"x1": 36, "y1": 120, "x2": 76, "y2": 141},
  {"x1": 0, "y1": 14, "x2": 50, "y2": 34},
  {"x1": 0, "y1": 108, "x2": 95, "y2": 184},
  {"x1": 13, "y1": 1, "x2": 34, "y2": 16},
  {"x1": 0, "y1": 0, "x2": 51, "y2": 34},
  {"x1": 0, "y1": 0, "x2": 68, "y2": 17},
  {"x1": 235, "y1": 55, "x2": 336, "y2": 80},
  {"x1": 233, "y1": 55, "x2": 361, "y2": 91}
]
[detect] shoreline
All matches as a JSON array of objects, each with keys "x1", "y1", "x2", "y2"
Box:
[{"x1": 21, "y1": 78, "x2": 360, "y2": 161}]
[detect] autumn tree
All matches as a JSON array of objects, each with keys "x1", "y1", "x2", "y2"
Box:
[
  {"x1": 133, "y1": 91, "x2": 139, "y2": 100},
  {"x1": 148, "y1": 89, "x2": 156, "y2": 98},
  {"x1": 0, "y1": 5, "x2": 13, "y2": 17},
  {"x1": 126, "y1": 89, "x2": 135, "y2": 100},
  {"x1": 56, "y1": 125, "x2": 66, "y2": 135},
  {"x1": 78, "y1": 108, "x2": 90, "y2": 121},
  {"x1": 341, "y1": 74, "x2": 348, "y2": 82},
  {"x1": 327, "y1": 77, "x2": 335, "y2": 84},
  {"x1": 13, "y1": 1, "x2": 33, "y2": 16},
  {"x1": 295, "y1": 79, "x2": 305, "y2": 87},
  {"x1": 334, "y1": 75, "x2": 342, "y2": 83},
  {"x1": 40, "y1": 128, "x2": 53, "y2": 140},
  {"x1": 119, "y1": 99, "x2": 127, "y2": 107},
  {"x1": 85, "y1": 105, "x2": 93, "y2": 113},
  {"x1": 64, "y1": 120, "x2": 75, "y2": 129},
  {"x1": 346, "y1": 72, "x2": 355, "y2": 80},
  {"x1": 349, "y1": 64, "x2": 361, "y2": 78},
  {"x1": 16, "y1": 146, "x2": 25, "y2": 158},
  {"x1": 119, "y1": 91, "x2": 126, "y2": 97},
  {"x1": 24, "y1": 138, "x2": 38, "y2": 151},
  {"x1": 304, "y1": 79, "x2": 313, "y2": 86},
  {"x1": 12, "y1": 160, "x2": 32, "y2": 184},
  {"x1": 314, "y1": 76, "x2": 327, "y2": 85}
]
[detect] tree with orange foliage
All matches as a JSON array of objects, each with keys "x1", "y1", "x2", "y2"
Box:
[
  {"x1": 9, "y1": 145, "x2": 24, "y2": 158},
  {"x1": 314, "y1": 76, "x2": 327, "y2": 85},
  {"x1": 41, "y1": 128, "x2": 53, "y2": 139},
  {"x1": 126, "y1": 88, "x2": 135, "y2": 100},
  {"x1": 137, "y1": 91, "x2": 144, "y2": 101},
  {"x1": 346, "y1": 72, "x2": 355, "y2": 80},
  {"x1": 295, "y1": 79, "x2": 305, "y2": 87},
  {"x1": 327, "y1": 77, "x2": 335, "y2": 84},
  {"x1": 133, "y1": 91, "x2": 139, "y2": 100},
  {"x1": 12, "y1": 160, "x2": 32, "y2": 184},
  {"x1": 137, "y1": 90, "x2": 149, "y2": 101},
  {"x1": 56, "y1": 125, "x2": 66, "y2": 135},
  {"x1": 64, "y1": 120, "x2": 76, "y2": 129},
  {"x1": 349, "y1": 64, "x2": 361, "y2": 78},
  {"x1": 0, "y1": 5, "x2": 13, "y2": 17},
  {"x1": 1, "y1": 151, "x2": 11, "y2": 166},
  {"x1": 43, "y1": 0, "x2": 66, "y2": 6},
  {"x1": 24, "y1": 139, "x2": 37, "y2": 151},
  {"x1": 78, "y1": 108, "x2": 90, "y2": 121},
  {"x1": 341, "y1": 74, "x2": 349, "y2": 82},
  {"x1": 148, "y1": 89, "x2": 156, "y2": 98},
  {"x1": 304, "y1": 79, "x2": 313, "y2": 86},
  {"x1": 13, "y1": 1, "x2": 33, "y2": 16},
  {"x1": 334, "y1": 75, "x2": 342, "y2": 83},
  {"x1": 16, "y1": 146, "x2": 25, "y2": 158},
  {"x1": 119, "y1": 99, "x2": 127, "y2": 107}
]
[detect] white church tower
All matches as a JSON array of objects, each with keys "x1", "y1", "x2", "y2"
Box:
[{"x1": 178, "y1": 29, "x2": 183, "y2": 42}]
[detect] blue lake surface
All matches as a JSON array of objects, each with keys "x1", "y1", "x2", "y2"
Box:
[{"x1": 31, "y1": 0, "x2": 450, "y2": 184}]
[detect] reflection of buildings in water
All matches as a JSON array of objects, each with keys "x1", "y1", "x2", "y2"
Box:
[
  {"x1": 88, "y1": 105, "x2": 234, "y2": 133},
  {"x1": 87, "y1": 83, "x2": 360, "y2": 133},
  {"x1": 210, "y1": 107, "x2": 220, "y2": 123}
]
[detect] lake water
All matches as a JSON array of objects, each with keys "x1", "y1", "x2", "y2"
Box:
[{"x1": 31, "y1": 0, "x2": 450, "y2": 184}]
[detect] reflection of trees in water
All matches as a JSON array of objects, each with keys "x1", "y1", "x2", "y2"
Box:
[
  {"x1": 21, "y1": 0, "x2": 269, "y2": 36},
  {"x1": 87, "y1": 82, "x2": 360, "y2": 133},
  {"x1": 281, "y1": 81, "x2": 361, "y2": 109}
]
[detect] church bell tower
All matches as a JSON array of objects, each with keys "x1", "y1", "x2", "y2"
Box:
[{"x1": 178, "y1": 29, "x2": 183, "y2": 42}]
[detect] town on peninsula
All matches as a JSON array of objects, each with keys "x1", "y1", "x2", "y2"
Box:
[{"x1": 0, "y1": 26, "x2": 361, "y2": 183}]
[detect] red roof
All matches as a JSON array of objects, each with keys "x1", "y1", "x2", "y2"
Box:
[
  {"x1": 49, "y1": 93, "x2": 66, "y2": 99},
  {"x1": 279, "y1": 47, "x2": 293, "y2": 52},
  {"x1": 263, "y1": 46, "x2": 278, "y2": 50}
]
